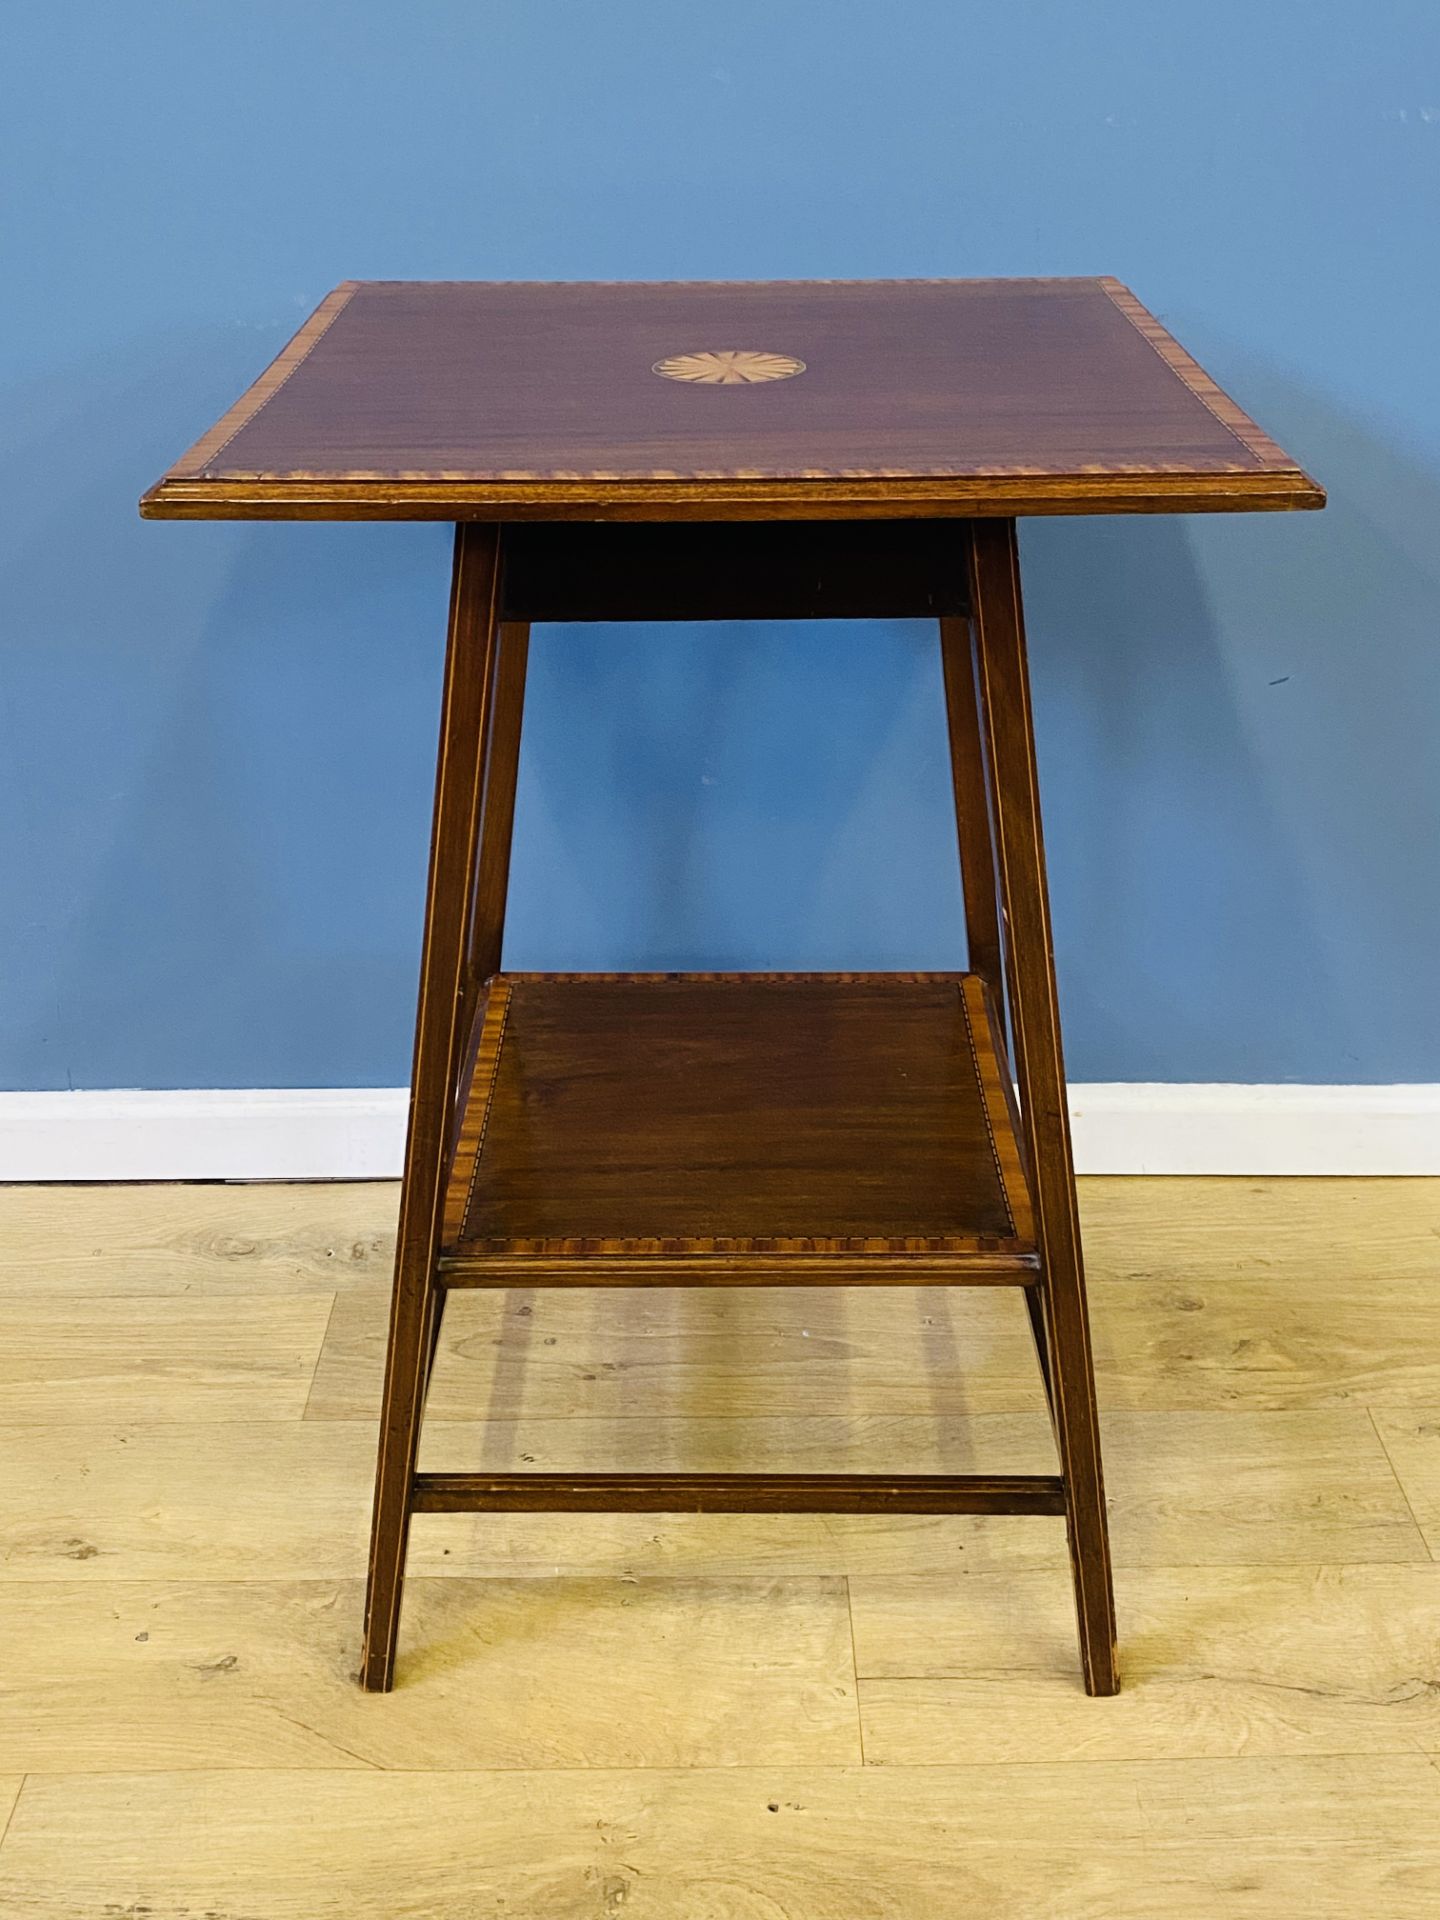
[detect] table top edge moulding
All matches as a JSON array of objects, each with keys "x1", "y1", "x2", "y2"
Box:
[{"x1": 139, "y1": 276, "x2": 1325, "y2": 521}]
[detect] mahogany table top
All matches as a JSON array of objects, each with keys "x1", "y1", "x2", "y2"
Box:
[{"x1": 142, "y1": 277, "x2": 1323, "y2": 522}]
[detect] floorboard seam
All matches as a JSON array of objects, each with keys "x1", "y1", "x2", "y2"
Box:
[
  {"x1": 0, "y1": 1776, "x2": 27, "y2": 1856},
  {"x1": 300, "y1": 1291, "x2": 342, "y2": 1421},
  {"x1": 1367, "y1": 1407, "x2": 1435, "y2": 1561},
  {"x1": 844, "y1": 1577, "x2": 868, "y2": 1766}
]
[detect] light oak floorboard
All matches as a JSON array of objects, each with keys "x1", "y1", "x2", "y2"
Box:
[
  {"x1": 1088, "y1": 1272, "x2": 1440, "y2": 1410},
  {"x1": 1096, "y1": 1408, "x2": 1426, "y2": 1566},
  {"x1": 3, "y1": 1177, "x2": 1433, "y2": 1297},
  {"x1": 0, "y1": 1779, "x2": 20, "y2": 1847},
  {"x1": 0, "y1": 1419, "x2": 375, "y2": 1581},
  {"x1": 1079, "y1": 1176, "x2": 1440, "y2": 1284},
  {"x1": 852, "y1": 1563, "x2": 1440, "y2": 1762},
  {"x1": 1, "y1": 1179, "x2": 1436, "y2": 1911},
  {"x1": 0, "y1": 1408, "x2": 1420, "y2": 1585},
  {"x1": 0, "y1": 1576, "x2": 857, "y2": 1772},
  {"x1": 2, "y1": 1760, "x2": 1438, "y2": 1919},
  {"x1": 305, "y1": 1283, "x2": 1046, "y2": 1421},
  {"x1": 308, "y1": 1262, "x2": 1440, "y2": 1424},
  {"x1": 0, "y1": 1415, "x2": 1038, "y2": 1583},
  {"x1": 410, "y1": 1406, "x2": 1425, "y2": 1568},
  {"x1": 0, "y1": 1295, "x2": 335, "y2": 1424},
  {"x1": 0, "y1": 1181, "x2": 399, "y2": 1296},
  {"x1": 1372, "y1": 1409, "x2": 1440, "y2": 1557}
]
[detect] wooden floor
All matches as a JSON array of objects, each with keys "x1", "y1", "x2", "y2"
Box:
[{"x1": 0, "y1": 1178, "x2": 1437, "y2": 1915}]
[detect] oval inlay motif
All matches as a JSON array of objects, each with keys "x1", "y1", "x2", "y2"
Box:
[{"x1": 653, "y1": 350, "x2": 806, "y2": 386}]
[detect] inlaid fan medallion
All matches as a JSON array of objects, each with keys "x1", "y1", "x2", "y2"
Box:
[{"x1": 652, "y1": 349, "x2": 806, "y2": 385}]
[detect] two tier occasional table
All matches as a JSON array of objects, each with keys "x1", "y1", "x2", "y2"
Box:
[{"x1": 144, "y1": 277, "x2": 1324, "y2": 1694}]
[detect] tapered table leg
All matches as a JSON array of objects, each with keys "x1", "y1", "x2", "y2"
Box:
[
  {"x1": 456, "y1": 619, "x2": 531, "y2": 1085},
  {"x1": 940, "y1": 612, "x2": 1055, "y2": 1415},
  {"x1": 966, "y1": 518, "x2": 1120, "y2": 1696},
  {"x1": 939, "y1": 615, "x2": 1004, "y2": 1011},
  {"x1": 431, "y1": 618, "x2": 531, "y2": 1380},
  {"x1": 361, "y1": 524, "x2": 506, "y2": 1692}
]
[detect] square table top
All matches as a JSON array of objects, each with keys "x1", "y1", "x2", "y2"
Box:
[{"x1": 141, "y1": 277, "x2": 1323, "y2": 522}]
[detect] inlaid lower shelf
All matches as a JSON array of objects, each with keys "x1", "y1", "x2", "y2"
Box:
[{"x1": 440, "y1": 971, "x2": 1037, "y2": 1285}]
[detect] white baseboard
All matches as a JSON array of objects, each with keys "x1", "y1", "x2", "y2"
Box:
[
  {"x1": 0, "y1": 1089, "x2": 410, "y2": 1183},
  {"x1": 0, "y1": 1084, "x2": 1437, "y2": 1182},
  {"x1": 1066, "y1": 1084, "x2": 1440, "y2": 1176}
]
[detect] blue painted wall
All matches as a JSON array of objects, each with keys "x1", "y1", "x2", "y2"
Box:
[{"x1": 3, "y1": 0, "x2": 1437, "y2": 1089}]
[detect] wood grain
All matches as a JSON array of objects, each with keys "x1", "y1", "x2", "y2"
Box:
[
  {"x1": 164, "y1": 282, "x2": 360, "y2": 479},
  {"x1": 307, "y1": 1273, "x2": 1440, "y2": 1421},
  {"x1": 1371, "y1": 1409, "x2": 1440, "y2": 1556},
  {"x1": 0, "y1": 1181, "x2": 399, "y2": 1297},
  {"x1": 0, "y1": 1176, "x2": 1428, "y2": 1297},
  {"x1": 4, "y1": 1760, "x2": 1437, "y2": 1919},
  {"x1": 0, "y1": 1179, "x2": 1436, "y2": 1916},
  {"x1": 140, "y1": 277, "x2": 1324, "y2": 520},
  {"x1": 1089, "y1": 1271, "x2": 1440, "y2": 1410},
  {"x1": 406, "y1": 1408, "x2": 1424, "y2": 1571},
  {"x1": 442, "y1": 972, "x2": 1036, "y2": 1275},
  {"x1": 0, "y1": 1575, "x2": 856, "y2": 1772},
  {"x1": 1096, "y1": 1410, "x2": 1426, "y2": 1566},
  {"x1": 0, "y1": 1414, "x2": 1055, "y2": 1582},
  {"x1": 305, "y1": 1283, "x2": 1049, "y2": 1421},
  {"x1": 852, "y1": 1563, "x2": 1440, "y2": 1761},
  {"x1": 1, "y1": 1409, "x2": 1418, "y2": 1583},
  {"x1": 0, "y1": 1294, "x2": 333, "y2": 1423},
  {"x1": 0, "y1": 1420, "x2": 377, "y2": 1582},
  {"x1": 1079, "y1": 1176, "x2": 1440, "y2": 1286}
]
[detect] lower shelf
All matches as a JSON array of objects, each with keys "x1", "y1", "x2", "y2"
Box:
[{"x1": 441, "y1": 971, "x2": 1037, "y2": 1284}]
